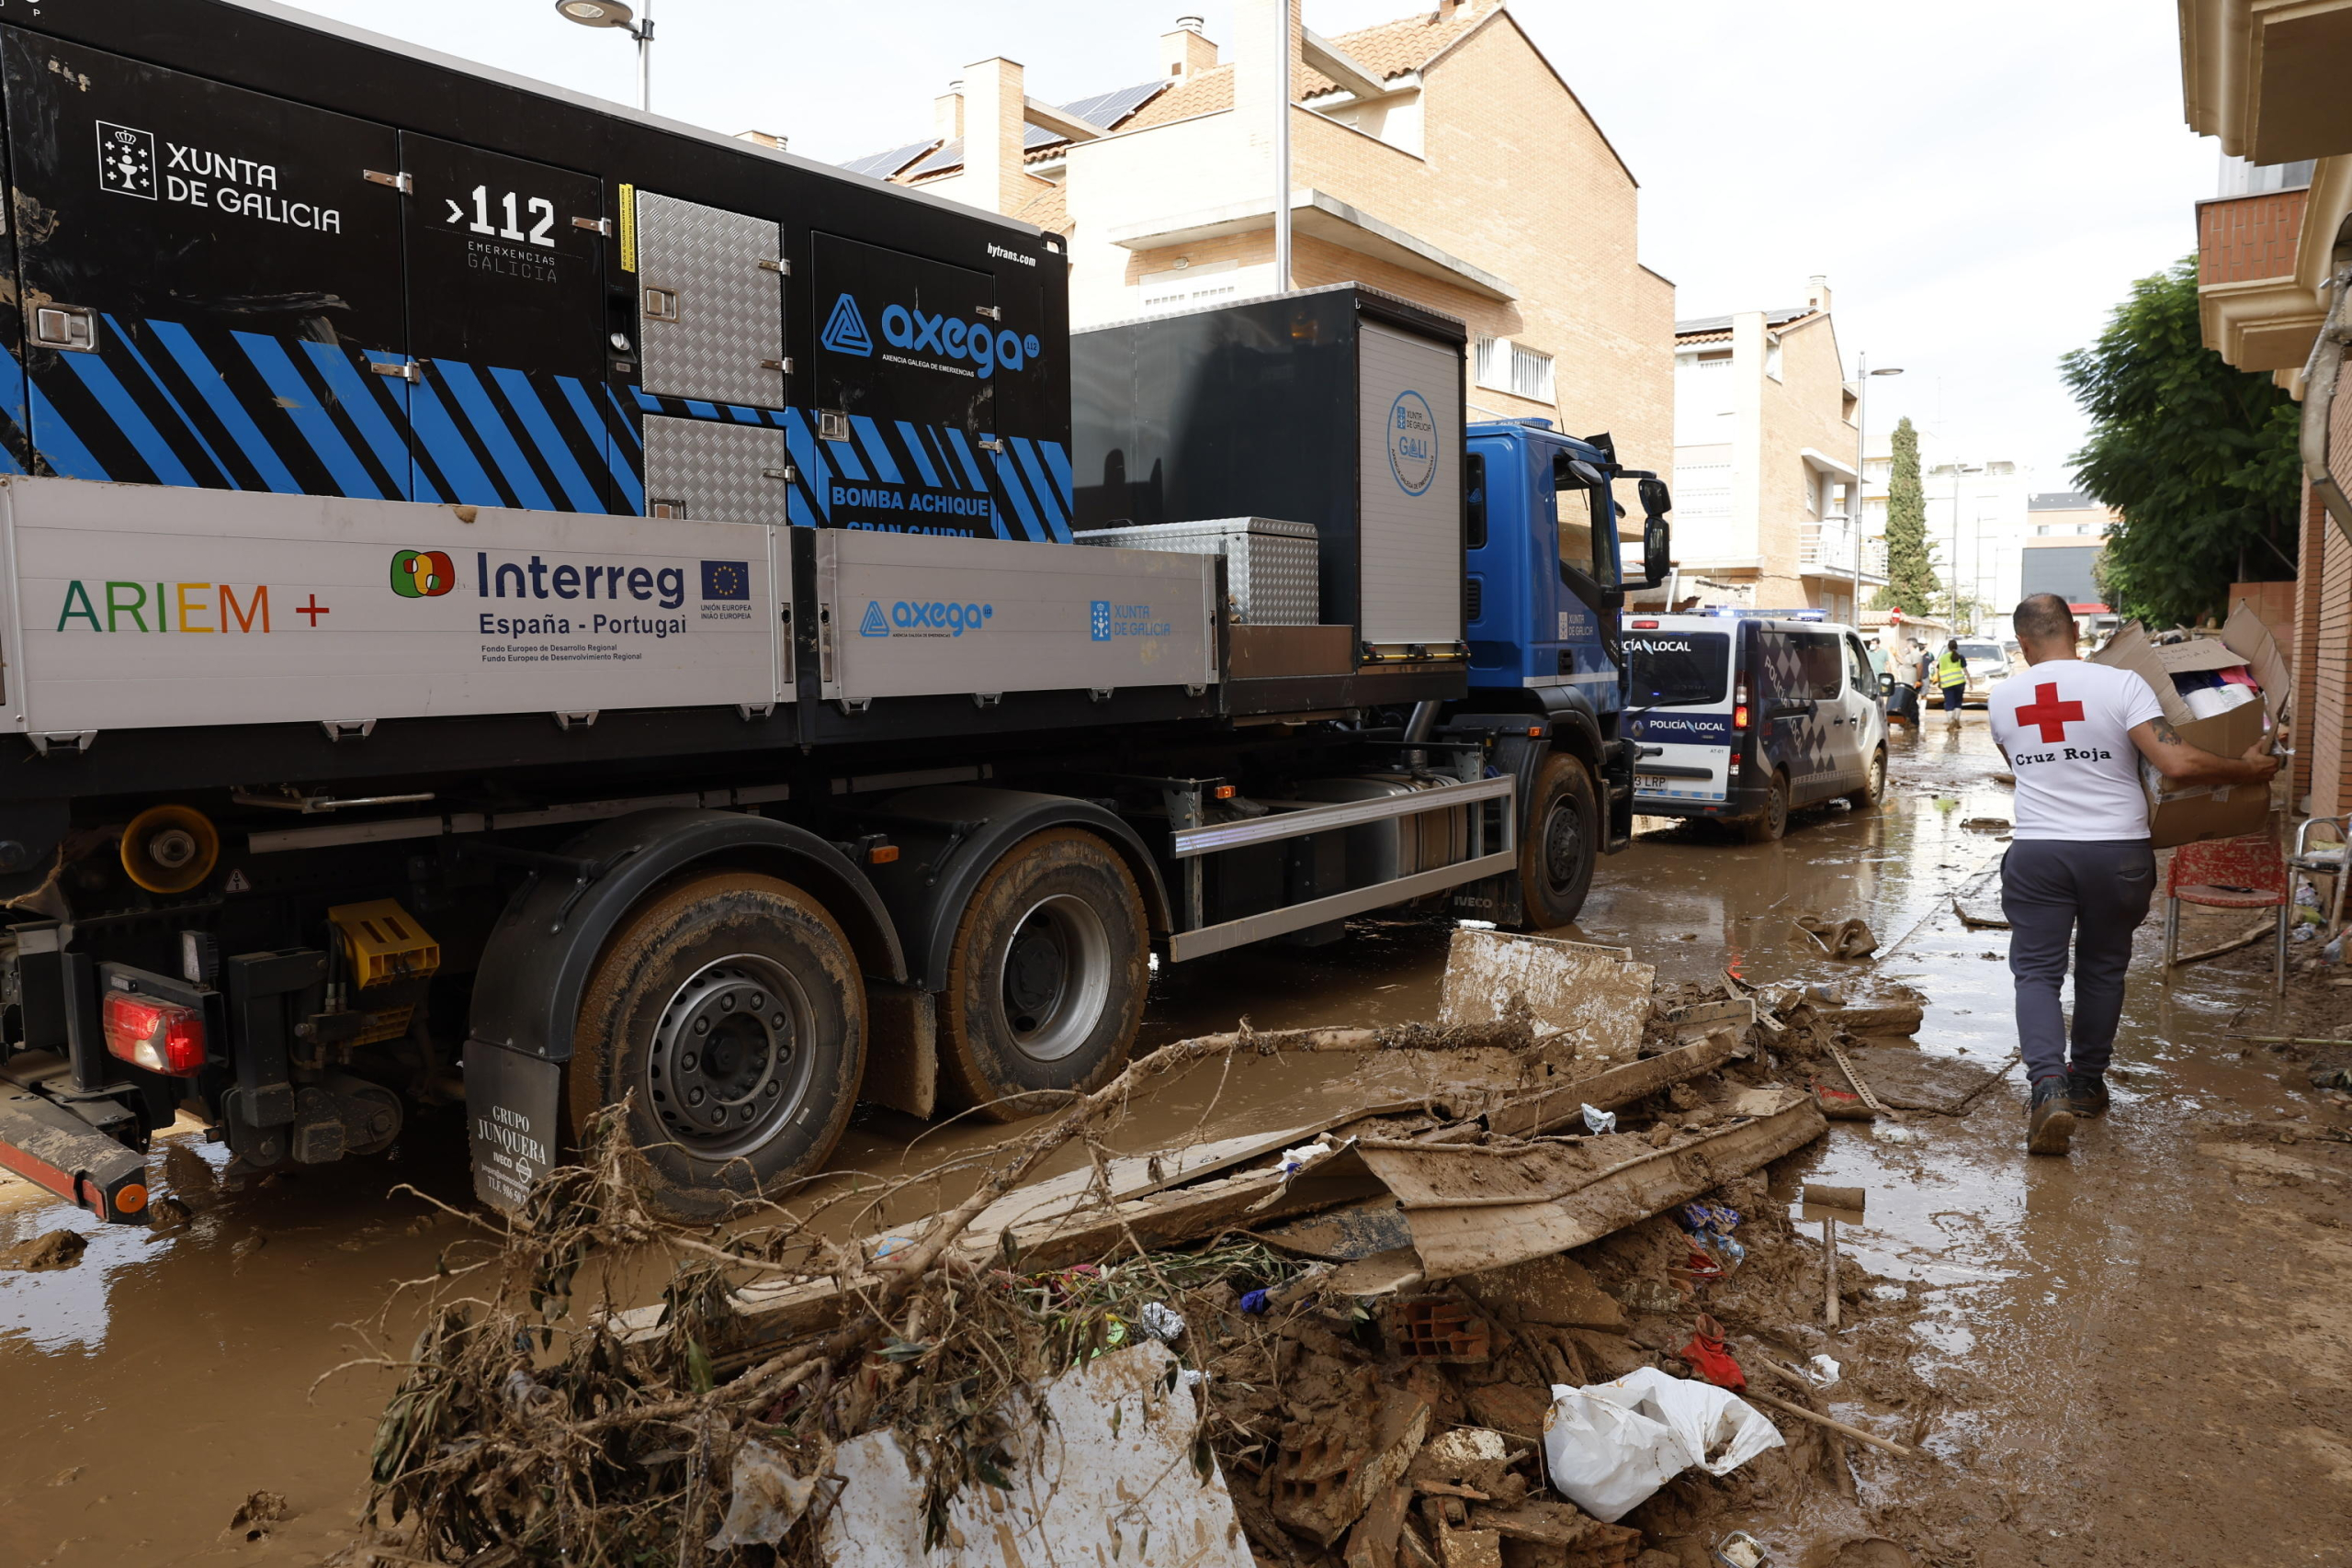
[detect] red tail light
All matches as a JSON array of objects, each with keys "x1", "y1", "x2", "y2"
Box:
[
  {"x1": 103, "y1": 993, "x2": 207, "y2": 1076},
  {"x1": 1733, "y1": 682, "x2": 1750, "y2": 731},
  {"x1": 1630, "y1": 618, "x2": 1658, "y2": 629}
]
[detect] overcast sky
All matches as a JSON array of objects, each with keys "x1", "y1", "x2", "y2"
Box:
[{"x1": 290, "y1": 0, "x2": 2214, "y2": 485}]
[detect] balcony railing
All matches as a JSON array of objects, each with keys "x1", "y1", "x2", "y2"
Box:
[
  {"x1": 1798, "y1": 519, "x2": 1884, "y2": 577},
  {"x1": 2197, "y1": 188, "x2": 2308, "y2": 286}
]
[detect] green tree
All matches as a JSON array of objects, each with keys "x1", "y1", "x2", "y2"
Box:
[
  {"x1": 1873, "y1": 416, "x2": 1939, "y2": 615},
  {"x1": 2060, "y1": 256, "x2": 2301, "y2": 626}
]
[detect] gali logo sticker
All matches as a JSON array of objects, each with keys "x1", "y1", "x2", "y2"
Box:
[
  {"x1": 821, "y1": 293, "x2": 874, "y2": 357},
  {"x1": 1387, "y1": 390, "x2": 1437, "y2": 496}
]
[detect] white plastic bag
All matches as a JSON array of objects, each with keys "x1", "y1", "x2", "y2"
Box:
[{"x1": 1542, "y1": 1369, "x2": 1784, "y2": 1523}]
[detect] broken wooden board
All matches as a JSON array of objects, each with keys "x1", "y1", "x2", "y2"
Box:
[
  {"x1": 1258, "y1": 1196, "x2": 1415, "y2": 1260},
  {"x1": 1365, "y1": 1096, "x2": 1829, "y2": 1280},
  {"x1": 819, "y1": 1342, "x2": 1252, "y2": 1568},
  {"x1": 1952, "y1": 861, "x2": 2009, "y2": 930},
  {"x1": 1437, "y1": 929, "x2": 1655, "y2": 1063},
  {"x1": 1485, "y1": 1030, "x2": 1742, "y2": 1138},
  {"x1": 1454, "y1": 1251, "x2": 1625, "y2": 1330},
  {"x1": 1657, "y1": 996, "x2": 1756, "y2": 1042}
]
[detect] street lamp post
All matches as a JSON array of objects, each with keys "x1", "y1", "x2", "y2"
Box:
[
  {"x1": 1948, "y1": 462, "x2": 1983, "y2": 631},
  {"x1": 555, "y1": 0, "x2": 653, "y2": 112},
  {"x1": 1851, "y1": 355, "x2": 1902, "y2": 626}
]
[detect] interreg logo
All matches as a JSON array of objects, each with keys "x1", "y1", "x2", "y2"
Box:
[
  {"x1": 1387, "y1": 390, "x2": 1437, "y2": 496},
  {"x1": 869, "y1": 299, "x2": 1041, "y2": 380},
  {"x1": 820, "y1": 293, "x2": 873, "y2": 358},
  {"x1": 861, "y1": 598, "x2": 993, "y2": 637},
  {"x1": 390, "y1": 548, "x2": 458, "y2": 597}
]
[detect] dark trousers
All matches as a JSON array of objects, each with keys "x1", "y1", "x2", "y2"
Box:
[{"x1": 2000, "y1": 839, "x2": 2155, "y2": 1082}]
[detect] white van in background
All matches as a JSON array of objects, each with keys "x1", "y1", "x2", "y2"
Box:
[{"x1": 1622, "y1": 612, "x2": 1889, "y2": 841}]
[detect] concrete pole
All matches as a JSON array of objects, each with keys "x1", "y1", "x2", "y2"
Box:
[
  {"x1": 1852, "y1": 352, "x2": 1868, "y2": 625},
  {"x1": 1273, "y1": 0, "x2": 1292, "y2": 291},
  {"x1": 636, "y1": 0, "x2": 652, "y2": 112}
]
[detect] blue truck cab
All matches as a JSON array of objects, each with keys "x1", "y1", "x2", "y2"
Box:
[{"x1": 1445, "y1": 418, "x2": 1670, "y2": 926}]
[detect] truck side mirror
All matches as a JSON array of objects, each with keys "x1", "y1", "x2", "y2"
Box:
[
  {"x1": 1637, "y1": 477, "x2": 1671, "y2": 518},
  {"x1": 1642, "y1": 515, "x2": 1670, "y2": 588}
]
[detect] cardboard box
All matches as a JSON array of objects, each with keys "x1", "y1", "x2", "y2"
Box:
[{"x1": 2090, "y1": 620, "x2": 2277, "y2": 850}]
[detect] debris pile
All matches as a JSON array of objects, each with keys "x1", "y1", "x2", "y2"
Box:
[{"x1": 349, "y1": 931, "x2": 1940, "y2": 1568}]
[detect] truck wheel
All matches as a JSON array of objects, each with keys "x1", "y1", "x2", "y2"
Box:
[
  {"x1": 1519, "y1": 754, "x2": 1597, "y2": 929},
  {"x1": 940, "y1": 829, "x2": 1148, "y2": 1121},
  {"x1": 1847, "y1": 746, "x2": 1887, "y2": 810},
  {"x1": 571, "y1": 872, "x2": 865, "y2": 1218},
  {"x1": 1743, "y1": 770, "x2": 1791, "y2": 843}
]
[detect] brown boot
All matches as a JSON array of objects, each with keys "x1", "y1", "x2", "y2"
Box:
[{"x1": 2028, "y1": 1077, "x2": 2076, "y2": 1156}]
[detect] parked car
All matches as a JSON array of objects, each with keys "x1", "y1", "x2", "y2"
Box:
[{"x1": 1957, "y1": 638, "x2": 2013, "y2": 705}]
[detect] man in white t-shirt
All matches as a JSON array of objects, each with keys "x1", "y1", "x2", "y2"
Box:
[{"x1": 1988, "y1": 594, "x2": 2281, "y2": 1156}]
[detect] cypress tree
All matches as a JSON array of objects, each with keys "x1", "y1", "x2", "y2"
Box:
[{"x1": 1874, "y1": 416, "x2": 1939, "y2": 615}]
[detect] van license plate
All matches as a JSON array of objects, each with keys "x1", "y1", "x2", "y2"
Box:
[{"x1": 1635, "y1": 774, "x2": 1673, "y2": 792}]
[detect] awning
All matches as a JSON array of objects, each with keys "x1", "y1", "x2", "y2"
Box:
[{"x1": 1105, "y1": 187, "x2": 1516, "y2": 302}]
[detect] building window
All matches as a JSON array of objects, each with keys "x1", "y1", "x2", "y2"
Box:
[
  {"x1": 1474, "y1": 335, "x2": 1506, "y2": 391},
  {"x1": 1765, "y1": 340, "x2": 1783, "y2": 382},
  {"x1": 1510, "y1": 342, "x2": 1554, "y2": 402}
]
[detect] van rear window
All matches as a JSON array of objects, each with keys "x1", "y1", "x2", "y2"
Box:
[{"x1": 1626, "y1": 632, "x2": 1730, "y2": 707}]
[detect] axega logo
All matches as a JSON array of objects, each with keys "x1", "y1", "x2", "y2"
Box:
[
  {"x1": 860, "y1": 598, "x2": 994, "y2": 637},
  {"x1": 820, "y1": 291, "x2": 1042, "y2": 379}
]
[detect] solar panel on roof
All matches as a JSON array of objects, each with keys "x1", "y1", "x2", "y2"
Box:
[
  {"x1": 904, "y1": 136, "x2": 965, "y2": 177},
  {"x1": 839, "y1": 139, "x2": 938, "y2": 179}
]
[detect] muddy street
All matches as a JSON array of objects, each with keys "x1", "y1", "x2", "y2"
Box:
[{"x1": 3, "y1": 715, "x2": 2346, "y2": 1567}]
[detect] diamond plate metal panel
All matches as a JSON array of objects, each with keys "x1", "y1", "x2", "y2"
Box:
[
  {"x1": 1074, "y1": 517, "x2": 1320, "y2": 625},
  {"x1": 636, "y1": 189, "x2": 785, "y2": 408},
  {"x1": 643, "y1": 415, "x2": 790, "y2": 525}
]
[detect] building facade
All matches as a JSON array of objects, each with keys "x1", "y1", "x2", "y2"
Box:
[
  {"x1": 1668, "y1": 278, "x2": 1866, "y2": 616},
  {"x1": 2180, "y1": 0, "x2": 2352, "y2": 814},
  {"x1": 1857, "y1": 435, "x2": 2032, "y2": 637},
  {"x1": 843, "y1": 1, "x2": 1674, "y2": 477}
]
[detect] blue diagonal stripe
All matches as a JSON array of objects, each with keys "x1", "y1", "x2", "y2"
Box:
[
  {"x1": 108, "y1": 318, "x2": 239, "y2": 488},
  {"x1": 827, "y1": 428, "x2": 868, "y2": 483},
  {"x1": 434, "y1": 361, "x2": 552, "y2": 510},
  {"x1": 0, "y1": 339, "x2": 26, "y2": 440},
  {"x1": 147, "y1": 321, "x2": 300, "y2": 493},
  {"x1": 987, "y1": 441, "x2": 1044, "y2": 542},
  {"x1": 849, "y1": 416, "x2": 902, "y2": 484},
  {"x1": 894, "y1": 421, "x2": 942, "y2": 488},
  {"x1": 1012, "y1": 438, "x2": 1070, "y2": 542},
  {"x1": 489, "y1": 366, "x2": 602, "y2": 513},
  {"x1": 781, "y1": 408, "x2": 830, "y2": 525},
  {"x1": 632, "y1": 386, "x2": 662, "y2": 413},
  {"x1": 1039, "y1": 439, "x2": 1074, "y2": 513},
  {"x1": 941, "y1": 428, "x2": 989, "y2": 491},
  {"x1": 232, "y1": 333, "x2": 381, "y2": 498},
  {"x1": 560, "y1": 377, "x2": 635, "y2": 513},
  {"x1": 410, "y1": 378, "x2": 504, "y2": 505},
  {"x1": 605, "y1": 386, "x2": 643, "y2": 452},
  {"x1": 62, "y1": 350, "x2": 195, "y2": 486},
  {"x1": 296, "y1": 344, "x2": 416, "y2": 501}
]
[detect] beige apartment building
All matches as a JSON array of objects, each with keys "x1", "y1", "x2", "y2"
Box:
[
  {"x1": 842, "y1": 0, "x2": 1674, "y2": 477},
  {"x1": 1668, "y1": 279, "x2": 1867, "y2": 617}
]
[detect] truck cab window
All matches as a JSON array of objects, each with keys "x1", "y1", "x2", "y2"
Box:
[
  {"x1": 1551, "y1": 456, "x2": 1619, "y2": 589},
  {"x1": 1465, "y1": 452, "x2": 1487, "y2": 549}
]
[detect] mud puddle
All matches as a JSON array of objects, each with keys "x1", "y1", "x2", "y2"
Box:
[{"x1": 5, "y1": 712, "x2": 2348, "y2": 1564}]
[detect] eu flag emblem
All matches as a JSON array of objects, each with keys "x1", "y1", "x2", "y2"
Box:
[{"x1": 701, "y1": 560, "x2": 750, "y2": 601}]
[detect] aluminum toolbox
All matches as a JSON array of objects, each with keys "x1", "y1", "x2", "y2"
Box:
[
  {"x1": 1069, "y1": 285, "x2": 1466, "y2": 659},
  {"x1": 1073, "y1": 517, "x2": 1318, "y2": 625},
  {"x1": 815, "y1": 529, "x2": 1215, "y2": 706}
]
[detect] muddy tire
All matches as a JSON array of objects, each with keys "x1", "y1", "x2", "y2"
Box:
[
  {"x1": 1518, "y1": 753, "x2": 1598, "y2": 929},
  {"x1": 939, "y1": 829, "x2": 1149, "y2": 1121},
  {"x1": 1847, "y1": 745, "x2": 1886, "y2": 810},
  {"x1": 571, "y1": 872, "x2": 865, "y2": 1219},
  {"x1": 1742, "y1": 769, "x2": 1791, "y2": 843}
]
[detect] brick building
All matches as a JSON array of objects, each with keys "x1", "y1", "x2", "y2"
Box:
[
  {"x1": 1668, "y1": 279, "x2": 1865, "y2": 616},
  {"x1": 2180, "y1": 0, "x2": 2352, "y2": 813},
  {"x1": 842, "y1": 0, "x2": 1674, "y2": 478}
]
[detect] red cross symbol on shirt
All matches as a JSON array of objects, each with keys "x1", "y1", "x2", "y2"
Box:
[{"x1": 2015, "y1": 681, "x2": 2085, "y2": 743}]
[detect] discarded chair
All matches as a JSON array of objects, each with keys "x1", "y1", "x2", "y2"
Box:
[
  {"x1": 2162, "y1": 832, "x2": 2290, "y2": 990},
  {"x1": 2289, "y1": 815, "x2": 2351, "y2": 938}
]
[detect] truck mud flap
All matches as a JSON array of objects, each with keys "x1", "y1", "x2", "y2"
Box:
[
  {"x1": 0, "y1": 1088, "x2": 149, "y2": 1222},
  {"x1": 467, "y1": 1041, "x2": 563, "y2": 1214}
]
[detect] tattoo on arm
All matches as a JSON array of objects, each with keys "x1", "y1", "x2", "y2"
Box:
[{"x1": 2149, "y1": 717, "x2": 2182, "y2": 746}]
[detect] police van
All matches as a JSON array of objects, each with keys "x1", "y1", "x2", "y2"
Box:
[{"x1": 1620, "y1": 612, "x2": 1888, "y2": 841}]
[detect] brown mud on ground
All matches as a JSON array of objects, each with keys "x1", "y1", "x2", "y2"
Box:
[{"x1": 3, "y1": 713, "x2": 2349, "y2": 1566}]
